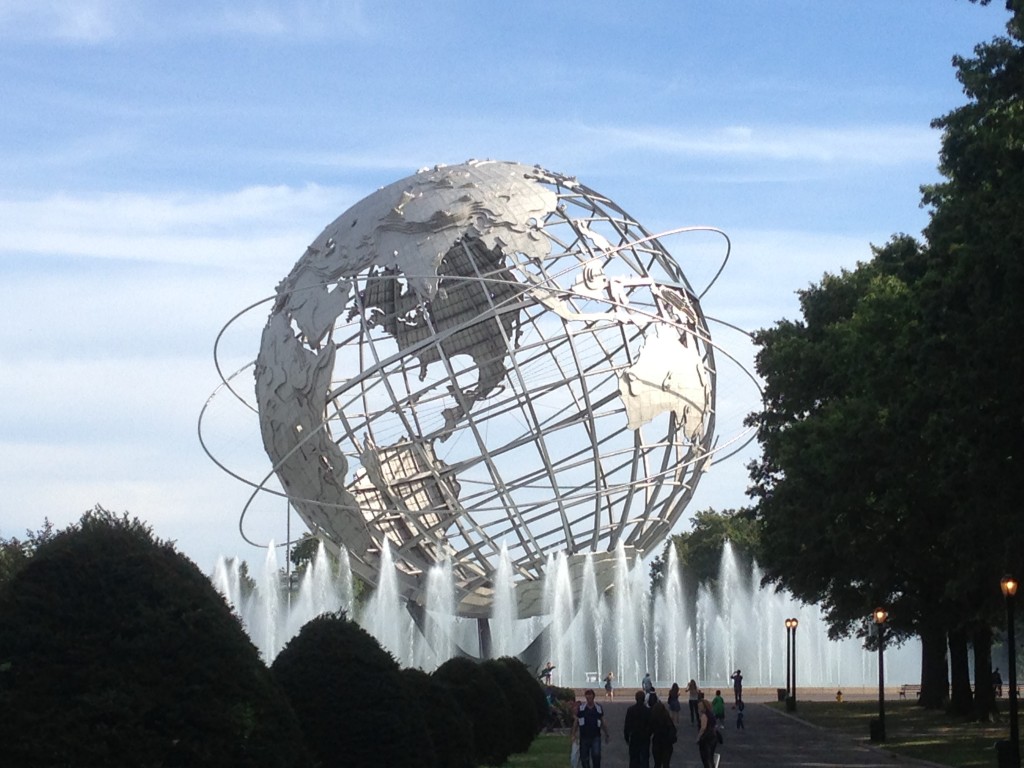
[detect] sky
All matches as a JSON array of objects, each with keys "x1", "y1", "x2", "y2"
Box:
[{"x1": 0, "y1": 0, "x2": 1013, "y2": 574}]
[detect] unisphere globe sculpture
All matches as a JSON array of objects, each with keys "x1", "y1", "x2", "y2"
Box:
[{"x1": 249, "y1": 160, "x2": 721, "y2": 619}]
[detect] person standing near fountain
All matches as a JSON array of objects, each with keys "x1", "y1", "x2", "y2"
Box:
[
  {"x1": 711, "y1": 690, "x2": 726, "y2": 724},
  {"x1": 572, "y1": 689, "x2": 610, "y2": 768},
  {"x1": 539, "y1": 661, "x2": 555, "y2": 685},
  {"x1": 730, "y1": 669, "x2": 743, "y2": 707},
  {"x1": 604, "y1": 671, "x2": 615, "y2": 698},
  {"x1": 642, "y1": 672, "x2": 654, "y2": 696},
  {"x1": 686, "y1": 679, "x2": 699, "y2": 725},
  {"x1": 624, "y1": 690, "x2": 652, "y2": 768}
]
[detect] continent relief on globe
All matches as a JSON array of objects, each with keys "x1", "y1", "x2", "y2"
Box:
[{"x1": 618, "y1": 324, "x2": 709, "y2": 439}]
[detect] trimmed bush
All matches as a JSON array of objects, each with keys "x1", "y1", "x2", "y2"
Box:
[
  {"x1": 271, "y1": 612, "x2": 432, "y2": 768},
  {"x1": 494, "y1": 656, "x2": 547, "y2": 740},
  {"x1": 400, "y1": 667, "x2": 472, "y2": 768},
  {"x1": 0, "y1": 508, "x2": 309, "y2": 767},
  {"x1": 433, "y1": 656, "x2": 513, "y2": 765},
  {"x1": 481, "y1": 658, "x2": 535, "y2": 753}
]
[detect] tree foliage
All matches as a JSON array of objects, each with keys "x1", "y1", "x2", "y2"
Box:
[
  {"x1": 746, "y1": 3, "x2": 1024, "y2": 716},
  {"x1": 650, "y1": 508, "x2": 759, "y2": 593},
  {"x1": 0, "y1": 506, "x2": 309, "y2": 766},
  {"x1": 0, "y1": 518, "x2": 55, "y2": 586}
]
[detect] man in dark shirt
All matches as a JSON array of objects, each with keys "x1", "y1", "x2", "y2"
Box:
[
  {"x1": 623, "y1": 690, "x2": 652, "y2": 768},
  {"x1": 571, "y1": 689, "x2": 610, "y2": 768}
]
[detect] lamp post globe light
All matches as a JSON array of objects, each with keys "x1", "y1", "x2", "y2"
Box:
[
  {"x1": 785, "y1": 617, "x2": 799, "y2": 711},
  {"x1": 871, "y1": 608, "x2": 888, "y2": 742},
  {"x1": 1001, "y1": 576, "x2": 1020, "y2": 768}
]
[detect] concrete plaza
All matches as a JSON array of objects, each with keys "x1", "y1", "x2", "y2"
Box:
[{"x1": 566, "y1": 688, "x2": 946, "y2": 767}]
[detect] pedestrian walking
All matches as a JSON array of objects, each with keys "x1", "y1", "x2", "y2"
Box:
[
  {"x1": 650, "y1": 697, "x2": 677, "y2": 768},
  {"x1": 624, "y1": 690, "x2": 652, "y2": 768},
  {"x1": 696, "y1": 697, "x2": 719, "y2": 768},
  {"x1": 571, "y1": 689, "x2": 610, "y2": 768},
  {"x1": 686, "y1": 679, "x2": 699, "y2": 725},
  {"x1": 667, "y1": 682, "x2": 681, "y2": 725}
]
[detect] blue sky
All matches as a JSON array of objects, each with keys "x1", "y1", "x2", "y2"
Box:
[{"x1": 0, "y1": 0, "x2": 1012, "y2": 572}]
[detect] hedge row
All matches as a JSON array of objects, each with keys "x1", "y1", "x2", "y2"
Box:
[{"x1": 0, "y1": 509, "x2": 547, "y2": 767}]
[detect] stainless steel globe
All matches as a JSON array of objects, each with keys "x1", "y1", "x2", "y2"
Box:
[{"x1": 251, "y1": 160, "x2": 719, "y2": 618}]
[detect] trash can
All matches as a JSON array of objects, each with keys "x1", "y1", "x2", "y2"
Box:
[
  {"x1": 869, "y1": 718, "x2": 884, "y2": 742},
  {"x1": 777, "y1": 688, "x2": 787, "y2": 702}
]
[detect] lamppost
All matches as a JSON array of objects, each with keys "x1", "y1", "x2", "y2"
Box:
[
  {"x1": 1002, "y1": 575, "x2": 1020, "y2": 768},
  {"x1": 785, "y1": 618, "x2": 792, "y2": 697},
  {"x1": 785, "y1": 617, "x2": 798, "y2": 711},
  {"x1": 871, "y1": 607, "x2": 888, "y2": 742}
]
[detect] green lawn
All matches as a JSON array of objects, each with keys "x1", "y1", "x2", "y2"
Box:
[
  {"x1": 504, "y1": 732, "x2": 571, "y2": 767},
  {"x1": 769, "y1": 700, "x2": 1012, "y2": 768}
]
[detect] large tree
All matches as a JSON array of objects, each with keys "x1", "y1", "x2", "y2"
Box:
[
  {"x1": 745, "y1": 239, "x2": 952, "y2": 688},
  {"x1": 916, "y1": 1, "x2": 1024, "y2": 717},
  {"x1": 747, "y1": 2, "x2": 1024, "y2": 717},
  {"x1": 650, "y1": 507, "x2": 759, "y2": 593}
]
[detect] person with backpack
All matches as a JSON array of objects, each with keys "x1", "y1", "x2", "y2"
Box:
[
  {"x1": 696, "y1": 696, "x2": 719, "y2": 768},
  {"x1": 571, "y1": 688, "x2": 609, "y2": 768}
]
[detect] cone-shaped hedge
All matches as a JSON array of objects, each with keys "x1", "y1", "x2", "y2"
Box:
[
  {"x1": 271, "y1": 612, "x2": 432, "y2": 768},
  {"x1": 0, "y1": 508, "x2": 309, "y2": 767}
]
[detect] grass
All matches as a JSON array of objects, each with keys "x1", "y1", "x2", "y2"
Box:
[
  {"x1": 769, "y1": 699, "x2": 1011, "y2": 767},
  {"x1": 504, "y1": 731, "x2": 570, "y2": 767}
]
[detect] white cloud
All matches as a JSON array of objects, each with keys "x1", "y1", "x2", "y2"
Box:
[
  {"x1": 577, "y1": 122, "x2": 940, "y2": 168},
  {"x1": 216, "y1": 0, "x2": 371, "y2": 40},
  {"x1": 0, "y1": 184, "x2": 354, "y2": 267},
  {"x1": 0, "y1": 0, "x2": 372, "y2": 43},
  {"x1": 0, "y1": 0, "x2": 122, "y2": 42}
]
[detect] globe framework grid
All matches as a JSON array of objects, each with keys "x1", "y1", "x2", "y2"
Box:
[{"x1": 204, "y1": 159, "x2": 751, "y2": 620}]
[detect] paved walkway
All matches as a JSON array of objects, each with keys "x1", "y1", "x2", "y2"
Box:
[{"x1": 572, "y1": 698, "x2": 943, "y2": 767}]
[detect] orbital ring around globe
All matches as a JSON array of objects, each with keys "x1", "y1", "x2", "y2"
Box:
[{"x1": 199, "y1": 159, "x2": 760, "y2": 621}]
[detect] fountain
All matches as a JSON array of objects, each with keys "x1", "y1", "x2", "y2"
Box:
[{"x1": 213, "y1": 539, "x2": 920, "y2": 690}]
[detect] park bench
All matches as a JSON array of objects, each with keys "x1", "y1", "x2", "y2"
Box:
[
  {"x1": 585, "y1": 671, "x2": 600, "y2": 683},
  {"x1": 899, "y1": 684, "x2": 922, "y2": 699}
]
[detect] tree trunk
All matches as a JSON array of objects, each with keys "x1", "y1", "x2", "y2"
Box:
[
  {"x1": 918, "y1": 622, "x2": 949, "y2": 708},
  {"x1": 949, "y1": 626, "x2": 973, "y2": 715},
  {"x1": 972, "y1": 623, "x2": 996, "y2": 722}
]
